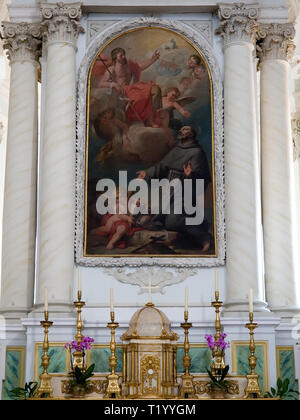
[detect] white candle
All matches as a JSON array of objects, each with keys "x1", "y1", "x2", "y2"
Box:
[
  {"x1": 148, "y1": 277, "x2": 152, "y2": 303},
  {"x1": 248, "y1": 288, "x2": 253, "y2": 313},
  {"x1": 110, "y1": 288, "x2": 114, "y2": 312},
  {"x1": 185, "y1": 287, "x2": 188, "y2": 311},
  {"x1": 78, "y1": 268, "x2": 81, "y2": 292},
  {"x1": 214, "y1": 269, "x2": 219, "y2": 292},
  {"x1": 44, "y1": 287, "x2": 48, "y2": 312}
]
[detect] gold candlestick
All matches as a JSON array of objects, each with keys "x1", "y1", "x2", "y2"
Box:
[
  {"x1": 105, "y1": 311, "x2": 121, "y2": 398},
  {"x1": 36, "y1": 311, "x2": 53, "y2": 398},
  {"x1": 211, "y1": 290, "x2": 222, "y2": 342},
  {"x1": 211, "y1": 291, "x2": 225, "y2": 376},
  {"x1": 73, "y1": 290, "x2": 86, "y2": 370},
  {"x1": 243, "y1": 312, "x2": 263, "y2": 399},
  {"x1": 179, "y1": 310, "x2": 195, "y2": 398}
]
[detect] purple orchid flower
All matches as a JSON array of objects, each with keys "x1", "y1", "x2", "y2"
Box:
[{"x1": 205, "y1": 333, "x2": 230, "y2": 352}]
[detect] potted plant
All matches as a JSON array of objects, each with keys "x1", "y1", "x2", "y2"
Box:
[
  {"x1": 64, "y1": 336, "x2": 95, "y2": 397},
  {"x1": 264, "y1": 378, "x2": 299, "y2": 400},
  {"x1": 69, "y1": 363, "x2": 95, "y2": 398},
  {"x1": 206, "y1": 364, "x2": 231, "y2": 399},
  {"x1": 9, "y1": 381, "x2": 38, "y2": 400},
  {"x1": 205, "y1": 333, "x2": 230, "y2": 398}
]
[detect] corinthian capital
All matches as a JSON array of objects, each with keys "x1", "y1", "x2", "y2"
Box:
[
  {"x1": 1, "y1": 22, "x2": 41, "y2": 64},
  {"x1": 40, "y1": 2, "x2": 84, "y2": 48},
  {"x1": 257, "y1": 23, "x2": 295, "y2": 62},
  {"x1": 217, "y1": 2, "x2": 259, "y2": 47}
]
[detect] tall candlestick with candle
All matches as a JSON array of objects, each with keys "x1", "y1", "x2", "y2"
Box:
[
  {"x1": 36, "y1": 310, "x2": 53, "y2": 398},
  {"x1": 243, "y1": 310, "x2": 263, "y2": 398},
  {"x1": 106, "y1": 293, "x2": 120, "y2": 398},
  {"x1": 180, "y1": 294, "x2": 195, "y2": 398},
  {"x1": 211, "y1": 274, "x2": 225, "y2": 378},
  {"x1": 73, "y1": 287, "x2": 85, "y2": 370}
]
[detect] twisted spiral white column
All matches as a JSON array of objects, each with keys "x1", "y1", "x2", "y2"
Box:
[
  {"x1": 35, "y1": 3, "x2": 83, "y2": 315},
  {"x1": 218, "y1": 3, "x2": 266, "y2": 314},
  {"x1": 259, "y1": 23, "x2": 300, "y2": 317},
  {"x1": 0, "y1": 22, "x2": 40, "y2": 319}
]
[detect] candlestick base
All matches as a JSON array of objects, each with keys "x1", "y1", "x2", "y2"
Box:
[
  {"x1": 36, "y1": 373, "x2": 54, "y2": 398},
  {"x1": 105, "y1": 373, "x2": 121, "y2": 398},
  {"x1": 179, "y1": 374, "x2": 195, "y2": 399},
  {"x1": 243, "y1": 374, "x2": 264, "y2": 399}
]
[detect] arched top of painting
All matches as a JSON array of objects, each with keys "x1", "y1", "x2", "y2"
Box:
[
  {"x1": 85, "y1": 20, "x2": 218, "y2": 90},
  {"x1": 90, "y1": 26, "x2": 211, "y2": 79}
]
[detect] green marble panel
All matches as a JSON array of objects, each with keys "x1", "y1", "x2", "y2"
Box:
[
  {"x1": 177, "y1": 347, "x2": 211, "y2": 374},
  {"x1": 235, "y1": 345, "x2": 265, "y2": 392},
  {"x1": 91, "y1": 347, "x2": 123, "y2": 373},
  {"x1": 2, "y1": 348, "x2": 25, "y2": 400},
  {"x1": 37, "y1": 345, "x2": 66, "y2": 379},
  {"x1": 278, "y1": 349, "x2": 297, "y2": 391}
]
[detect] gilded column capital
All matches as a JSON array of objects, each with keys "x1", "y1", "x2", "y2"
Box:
[
  {"x1": 40, "y1": 2, "x2": 84, "y2": 48},
  {"x1": 216, "y1": 2, "x2": 259, "y2": 48},
  {"x1": 1, "y1": 22, "x2": 41, "y2": 64},
  {"x1": 257, "y1": 23, "x2": 295, "y2": 63},
  {"x1": 291, "y1": 113, "x2": 300, "y2": 161}
]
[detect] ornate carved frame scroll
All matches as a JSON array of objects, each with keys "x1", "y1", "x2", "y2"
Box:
[{"x1": 75, "y1": 17, "x2": 225, "y2": 268}]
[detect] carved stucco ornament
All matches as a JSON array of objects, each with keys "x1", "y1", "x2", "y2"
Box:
[
  {"x1": 1, "y1": 21, "x2": 41, "y2": 63},
  {"x1": 87, "y1": 21, "x2": 121, "y2": 45},
  {"x1": 104, "y1": 267, "x2": 197, "y2": 294}
]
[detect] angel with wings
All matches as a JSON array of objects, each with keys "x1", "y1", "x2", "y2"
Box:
[{"x1": 154, "y1": 86, "x2": 195, "y2": 133}]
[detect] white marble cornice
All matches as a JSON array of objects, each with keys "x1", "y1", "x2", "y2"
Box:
[
  {"x1": 216, "y1": 2, "x2": 259, "y2": 48},
  {"x1": 1, "y1": 21, "x2": 41, "y2": 64},
  {"x1": 40, "y1": 2, "x2": 84, "y2": 48},
  {"x1": 257, "y1": 22, "x2": 295, "y2": 62}
]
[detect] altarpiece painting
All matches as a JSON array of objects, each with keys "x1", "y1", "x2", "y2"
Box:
[{"x1": 76, "y1": 21, "x2": 225, "y2": 266}]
